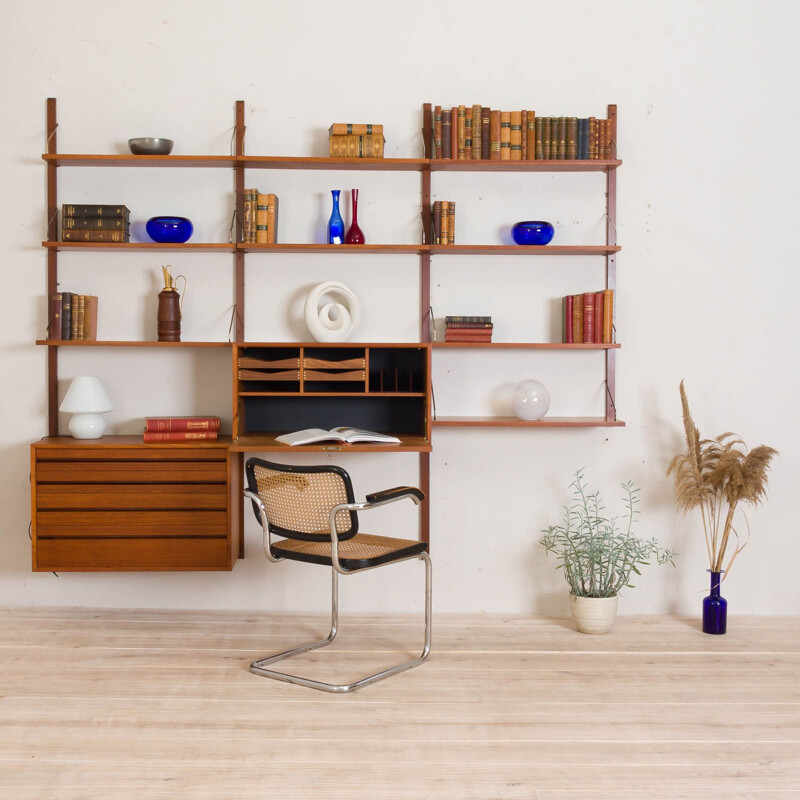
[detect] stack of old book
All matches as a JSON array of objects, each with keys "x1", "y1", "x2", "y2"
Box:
[
  {"x1": 328, "y1": 123, "x2": 385, "y2": 158},
  {"x1": 431, "y1": 200, "x2": 456, "y2": 244},
  {"x1": 48, "y1": 292, "x2": 98, "y2": 340},
  {"x1": 61, "y1": 204, "x2": 130, "y2": 243},
  {"x1": 444, "y1": 316, "x2": 493, "y2": 343},
  {"x1": 242, "y1": 190, "x2": 279, "y2": 244},
  {"x1": 142, "y1": 416, "x2": 221, "y2": 442},
  {"x1": 563, "y1": 290, "x2": 614, "y2": 344},
  {"x1": 431, "y1": 104, "x2": 613, "y2": 161}
]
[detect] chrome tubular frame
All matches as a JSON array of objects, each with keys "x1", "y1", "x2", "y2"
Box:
[{"x1": 243, "y1": 489, "x2": 432, "y2": 693}]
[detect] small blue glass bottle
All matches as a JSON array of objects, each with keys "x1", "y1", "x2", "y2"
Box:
[
  {"x1": 327, "y1": 190, "x2": 344, "y2": 244},
  {"x1": 702, "y1": 570, "x2": 727, "y2": 634}
]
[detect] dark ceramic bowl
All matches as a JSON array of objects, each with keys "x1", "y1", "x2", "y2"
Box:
[
  {"x1": 146, "y1": 216, "x2": 193, "y2": 244},
  {"x1": 128, "y1": 137, "x2": 174, "y2": 155},
  {"x1": 512, "y1": 220, "x2": 555, "y2": 246}
]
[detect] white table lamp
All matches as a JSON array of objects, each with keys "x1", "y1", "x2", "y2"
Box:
[{"x1": 60, "y1": 376, "x2": 114, "y2": 439}]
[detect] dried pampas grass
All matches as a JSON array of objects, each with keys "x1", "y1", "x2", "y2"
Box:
[{"x1": 667, "y1": 381, "x2": 777, "y2": 576}]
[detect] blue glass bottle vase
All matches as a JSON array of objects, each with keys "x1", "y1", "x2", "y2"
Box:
[
  {"x1": 327, "y1": 190, "x2": 345, "y2": 244},
  {"x1": 702, "y1": 570, "x2": 727, "y2": 635}
]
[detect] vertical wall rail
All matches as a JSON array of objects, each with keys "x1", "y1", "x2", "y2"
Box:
[
  {"x1": 46, "y1": 98, "x2": 59, "y2": 436},
  {"x1": 605, "y1": 103, "x2": 618, "y2": 422},
  {"x1": 234, "y1": 101, "x2": 245, "y2": 343}
]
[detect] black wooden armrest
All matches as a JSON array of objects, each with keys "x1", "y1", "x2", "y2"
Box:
[{"x1": 365, "y1": 486, "x2": 425, "y2": 505}]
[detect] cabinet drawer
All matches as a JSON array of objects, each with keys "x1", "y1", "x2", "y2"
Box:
[
  {"x1": 36, "y1": 484, "x2": 228, "y2": 510},
  {"x1": 35, "y1": 537, "x2": 230, "y2": 572},
  {"x1": 36, "y1": 460, "x2": 227, "y2": 484},
  {"x1": 35, "y1": 447, "x2": 227, "y2": 462},
  {"x1": 35, "y1": 510, "x2": 228, "y2": 538}
]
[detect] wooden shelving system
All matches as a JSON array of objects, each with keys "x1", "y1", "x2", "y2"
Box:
[{"x1": 35, "y1": 98, "x2": 622, "y2": 570}]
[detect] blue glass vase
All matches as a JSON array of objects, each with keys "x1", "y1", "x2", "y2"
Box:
[
  {"x1": 327, "y1": 190, "x2": 344, "y2": 244},
  {"x1": 702, "y1": 570, "x2": 727, "y2": 635}
]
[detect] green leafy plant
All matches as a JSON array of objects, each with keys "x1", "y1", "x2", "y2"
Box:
[
  {"x1": 667, "y1": 381, "x2": 778, "y2": 577},
  {"x1": 541, "y1": 469, "x2": 675, "y2": 597}
]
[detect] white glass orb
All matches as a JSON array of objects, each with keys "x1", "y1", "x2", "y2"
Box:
[{"x1": 511, "y1": 379, "x2": 550, "y2": 420}]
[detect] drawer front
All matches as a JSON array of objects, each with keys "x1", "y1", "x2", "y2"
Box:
[
  {"x1": 35, "y1": 537, "x2": 230, "y2": 572},
  {"x1": 36, "y1": 484, "x2": 228, "y2": 510},
  {"x1": 35, "y1": 510, "x2": 228, "y2": 538},
  {"x1": 34, "y1": 447, "x2": 227, "y2": 462},
  {"x1": 36, "y1": 460, "x2": 227, "y2": 484}
]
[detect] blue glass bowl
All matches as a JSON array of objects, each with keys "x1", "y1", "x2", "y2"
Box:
[
  {"x1": 512, "y1": 220, "x2": 554, "y2": 246},
  {"x1": 146, "y1": 216, "x2": 194, "y2": 244}
]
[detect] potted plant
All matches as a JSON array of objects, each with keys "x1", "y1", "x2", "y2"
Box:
[
  {"x1": 541, "y1": 469, "x2": 675, "y2": 634},
  {"x1": 667, "y1": 381, "x2": 777, "y2": 634}
]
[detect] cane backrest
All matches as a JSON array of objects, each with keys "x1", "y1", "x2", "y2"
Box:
[{"x1": 246, "y1": 458, "x2": 358, "y2": 542}]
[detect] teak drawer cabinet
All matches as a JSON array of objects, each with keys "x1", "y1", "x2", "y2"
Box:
[{"x1": 31, "y1": 438, "x2": 243, "y2": 572}]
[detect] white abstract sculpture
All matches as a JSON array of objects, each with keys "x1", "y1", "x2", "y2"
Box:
[{"x1": 304, "y1": 281, "x2": 361, "y2": 342}]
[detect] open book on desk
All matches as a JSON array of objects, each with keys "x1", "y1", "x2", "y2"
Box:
[{"x1": 275, "y1": 427, "x2": 402, "y2": 446}]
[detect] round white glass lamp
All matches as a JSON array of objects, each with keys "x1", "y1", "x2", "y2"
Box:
[
  {"x1": 511, "y1": 379, "x2": 550, "y2": 421},
  {"x1": 60, "y1": 377, "x2": 114, "y2": 439}
]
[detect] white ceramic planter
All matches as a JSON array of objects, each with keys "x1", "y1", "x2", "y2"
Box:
[{"x1": 569, "y1": 594, "x2": 619, "y2": 635}]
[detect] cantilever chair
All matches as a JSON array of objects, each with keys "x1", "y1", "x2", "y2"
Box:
[{"x1": 243, "y1": 457, "x2": 432, "y2": 693}]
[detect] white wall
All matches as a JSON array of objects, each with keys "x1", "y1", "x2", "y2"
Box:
[{"x1": 1, "y1": 0, "x2": 797, "y2": 616}]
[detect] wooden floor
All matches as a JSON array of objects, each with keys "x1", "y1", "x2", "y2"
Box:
[{"x1": 0, "y1": 608, "x2": 798, "y2": 799}]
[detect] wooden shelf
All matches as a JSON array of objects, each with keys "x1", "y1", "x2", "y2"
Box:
[
  {"x1": 42, "y1": 154, "x2": 238, "y2": 168},
  {"x1": 240, "y1": 243, "x2": 426, "y2": 254},
  {"x1": 43, "y1": 241, "x2": 235, "y2": 252},
  {"x1": 429, "y1": 244, "x2": 620, "y2": 255},
  {"x1": 36, "y1": 340, "x2": 231, "y2": 348},
  {"x1": 433, "y1": 342, "x2": 620, "y2": 349},
  {"x1": 238, "y1": 155, "x2": 428, "y2": 171},
  {"x1": 44, "y1": 153, "x2": 619, "y2": 173},
  {"x1": 238, "y1": 391, "x2": 427, "y2": 398},
  {"x1": 430, "y1": 158, "x2": 621, "y2": 172},
  {"x1": 432, "y1": 416, "x2": 625, "y2": 428},
  {"x1": 229, "y1": 433, "x2": 432, "y2": 452}
]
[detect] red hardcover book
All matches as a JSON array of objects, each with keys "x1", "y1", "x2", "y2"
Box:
[
  {"x1": 583, "y1": 292, "x2": 595, "y2": 343},
  {"x1": 144, "y1": 416, "x2": 221, "y2": 432},
  {"x1": 593, "y1": 291, "x2": 604, "y2": 344},
  {"x1": 564, "y1": 295, "x2": 574, "y2": 343},
  {"x1": 142, "y1": 430, "x2": 219, "y2": 442},
  {"x1": 445, "y1": 331, "x2": 493, "y2": 342}
]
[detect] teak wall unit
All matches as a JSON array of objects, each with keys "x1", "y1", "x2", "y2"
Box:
[{"x1": 34, "y1": 99, "x2": 621, "y2": 572}]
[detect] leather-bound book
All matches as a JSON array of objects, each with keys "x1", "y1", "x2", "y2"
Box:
[
  {"x1": 556, "y1": 117, "x2": 566, "y2": 159},
  {"x1": 541, "y1": 117, "x2": 552, "y2": 160},
  {"x1": 61, "y1": 204, "x2": 129, "y2": 219},
  {"x1": 564, "y1": 294, "x2": 573, "y2": 343},
  {"x1": 577, "y1": 118, "x2": 588, "y2": 159},
  {"x1": 572, "y1": 293, "x2": 583, "y2": 343},
  {"x1": 62, "y1": 229, "x2": 129, "y2": 242},
  {"x1": 256, "y1": 194, "x2": 269, "y2": 244},
  {"x1": 526, "y1": 111, "x2": 536, "y2": 160},
  {"x1": 451, "y1": 107, "x2": 458, "y2": 161},
  {"x1": 48, "y1": 292, "x2": 62, "y2": 340},
  {"x1": 76, "y1": 294, "x2": 86, "y2": 340},
  {"x1": 472, "y1": 104, "x2": 482, "y2": 159},
  {"x1": 70, "y1": 294, "x2": 79, "y2": 340},
  {"x1": 432, "y1": 201, "x2": 441, "y2": 244},
  {"x1": 442, "y1": 109, "x2": 452, "y2": 159},
  {"x1": 434, "y1": 105, "x2": 443, "y2": 159},
  {"x1": 500, "y1": 112, "x2": 511, "y2": 160},
  {"x1": 328, "y1": 123, "x2": 384, "y2": 135},
  {"x1": 603, "y1": 289, "x2": 614, "y2": 343},
  {"x1": 243, "y1": 188, "x2": 256, "y2": 243},
  {"x1": 510, "y1": 111, "x2": 522, "y2": 161},
  {"x1": 534, "y1": 116, "x2": 544, "y2": 159},
  {"x1": 566, "y1": 117, "x2": 578, "y2": 159},
  {"x1": 440, "y1": 201, "x2": 449, "y2": 245},
  {"x1": 481, "y1": 106, "x2": 491, "y2": 159},
  {"x1": 593, "y1": 291, "x2": 604, "y2": 344},
  {"x1": 464, "y1": 107, "x2": 473, "y2": 159},
  {"x1": 588, "y1": 117, "x2": 597, "y2": 159},
  {"x1": 62, "y1": 216, "x2": 129, "y2": 231},
  {"x1": 267, "y1": 194, "x2": 278, "y2": 244},
  {"x1": 582, "y1": 292, "x2": 595, "y2": 343},
  {"x1": 448, "y1": 202, "x2": 456, "y2": 244},
  {"x1": 457, "y1": 105, "x2": 466, "y2": 160},
  {"x1": 61, "y1": 293, "x2": 72, "y2": 340},
  {"x1": 490, "y1": 110, "x2": 501, "y2": 160},
  {"x1": 83, "y1": 295, "x2": 98, "y2": 341}
]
